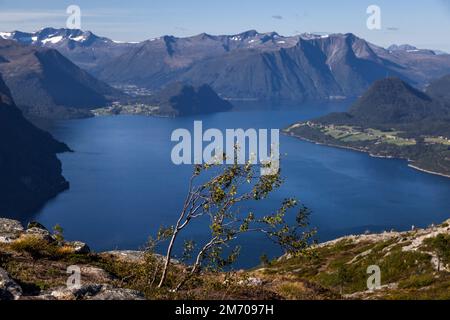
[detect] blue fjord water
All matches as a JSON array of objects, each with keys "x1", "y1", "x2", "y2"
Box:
[{"x1": 28, "y1": 104, "x2": 450, "y2": 268}]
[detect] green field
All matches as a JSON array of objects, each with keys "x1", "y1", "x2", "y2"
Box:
[
  {"x1": 425, "y1": 137, "x2": 450, "y2": 146},
  {"x1": 319, "y1": 125, "x2": 416, "y2": 146}
]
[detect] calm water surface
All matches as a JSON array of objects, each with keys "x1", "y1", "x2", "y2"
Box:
[{"x1": 25, "y1": 103, "x2": 450, "y2": 268}]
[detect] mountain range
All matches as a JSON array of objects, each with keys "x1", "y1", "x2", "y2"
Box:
[
  {"x1": 0, "y1": 28, "x2": 136, "y2": 71},
  {"x1": 0, "y1": 73, "x2": 70, "y2": 215},
  {"x1": 3, "y1": 28, "x2": 450, "y2": 104},
  {"x1": 88, "y1": 31, "x2": 450, "y2": 101}
]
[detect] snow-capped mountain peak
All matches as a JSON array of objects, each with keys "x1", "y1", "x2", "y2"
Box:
[{"x1": 0, "y1": 28, "x2": 109, "y2": 46}]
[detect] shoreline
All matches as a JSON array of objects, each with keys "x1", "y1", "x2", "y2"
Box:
[
  {"x1": 285, "y1": 131, "x2": 450, "y2": 179},
  {"x1": 407, "y1": 164, "x2": 450, "y2": 179}
]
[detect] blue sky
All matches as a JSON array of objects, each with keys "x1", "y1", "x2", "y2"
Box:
[{"x1": 1, "y1": 0, "x2": 450, "y2": 51}]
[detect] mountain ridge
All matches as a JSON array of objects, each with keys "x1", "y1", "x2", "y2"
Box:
[
  {"x1": 5, "y1": 28, "x2": 450, "y2": 103},
  {"x1": 92, "y1": 32, "x2": 450, "y2": 101}
]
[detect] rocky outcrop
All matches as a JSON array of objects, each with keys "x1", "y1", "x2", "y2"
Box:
[
  {"x1": 0, "y1": 267, "x2": 22, "y2": 300},
  {"x1": 317, "y1": 218, "x2": 450, "y2": 255},
  {"x1": 25, "y1": 227, "x2": 55, "y2": 243},
  {"x1": 102, "y1": 250, "x2": 146, "y2": 263},
  {"x1": 103, "y1": 250, "x2": 178, "y2": 264},
  {"x1": 46, "y1": 284, "x2": 144, "y2": 301},
  {"x1": 66, "y1": 241, "x2": 91, "y2": 254},
  {"x1": 0, "y1": 218, "x2": 24, "y2": 243},
  {"x1": 0, "y1": 219, "x2": 145, "y2": 300}
]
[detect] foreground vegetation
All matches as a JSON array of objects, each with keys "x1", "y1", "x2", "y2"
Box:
[
  {"x1": 257, "y1": 220, "x2": 450, "y2": 299},
  {"x1": 1, "y1": 218, "x2": 448, "y2": 300}
]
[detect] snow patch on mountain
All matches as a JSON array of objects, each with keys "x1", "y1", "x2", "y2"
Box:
[
  {"x1": 41, "y1": 35, "x2": 63, "y2": 44},
  {"x1": 71, "y1": 35, "x2": 88, "y2": 42},
  {"x1": 0, "y1": 32, "x2": 12, "y2": 39}
]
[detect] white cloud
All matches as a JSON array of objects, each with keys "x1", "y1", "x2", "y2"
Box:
[{"x1": 0, "y1": 10, "x2": 66, "y2": 23}]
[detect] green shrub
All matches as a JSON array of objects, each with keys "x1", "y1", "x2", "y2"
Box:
[
  {"x1": 10, "y1": 236, "x2": 57, "y2": 259},
  {"x1": 423, "y1": 234, "x2": 450, "y2": 271},
  {"x1": 399, "y1": 274, "x2": 436, "y2": 289}
]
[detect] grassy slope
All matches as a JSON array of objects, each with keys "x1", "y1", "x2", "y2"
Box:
[
  {"x1": 1, "y1": 220, "x2": 449, "y2": 300},
  {"x1": 254, "y1": 219, "x2": 450, "y2": 300}
]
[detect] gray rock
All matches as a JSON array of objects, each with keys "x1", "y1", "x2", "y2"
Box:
[
  {"x1": 49, "y1": 289, "x2": 73, "y2": 300},
  {"x1": 27, "y1": 221, "x2": 47, "y2": 231},
  {"x1": 50, "y1": 284, "x2": 103, "y2": 300},
  {"x1": 66, "y1": 241, "x2": 90, "y2": 254},
  {"x1": 0, "y1": 267, "x2": 22, "y2": 300},
  {"x1": 103, "y1": 250, "x2": 145, "y2": 263},
  {"x1": 103, "y1": 250, "x2": 179, "y2": 264},
  {"x1": 88, "y1": 286, "x2": 145, "y2": 300},
  {"x1": 73, "y1": 284, "x2": 103, "y2": 298},
  {"x1": 25, "y1": 227, "x2": 55, "y2": 243},
  {"x1": 50, "y1": 284, "x2": 144, "y2": 300},
  {"x1": 238, "y1": 277, "x2": 264, "y2": 287},
  {"x1": 0, "y1": 218, "x2": 24, "y2": 243},
  {"x1": 79, "y1": 266, "x2": 112, "y2": 283}
]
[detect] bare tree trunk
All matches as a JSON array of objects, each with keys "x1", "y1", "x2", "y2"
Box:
[
  {"x1": 150, "y1": 258, "x2": 162, "y2": 287},
  {"x1": 157, "y1": 176, "x2": 196, "y2": 288},
  {"x1": 158, "y1": 229, "x2": 179, "y2": 288}
]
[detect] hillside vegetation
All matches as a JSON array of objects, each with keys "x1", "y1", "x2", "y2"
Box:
[
  {"x1": 285, "y1": 77, "x2": 450, "y2": 177},
  {"x1": 1, "y1": 218, "x2": 448, "y2": 300}
]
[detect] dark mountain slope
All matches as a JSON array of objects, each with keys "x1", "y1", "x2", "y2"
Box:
[
  {"x1": 154, "y1": 82, "x2": 233, "y2": 116},
  {"x1": 0, "y1": 74, "x2": 70, "y2": 215},
  {"x1": 179, "y1": 39, "x2": 342, "y2": 101},
  {"x1": 316, "y1": 77, "x2": 449, "y2": 126},
  {"x1": 426, "y1": 74, "x2": 450, "y2": 107},
  {"x1": 348, "y1": 78, "x2": 438, "y2": 123},
  {"x1": 312, "y1": 34, "x2": 406, "y2": 95},
  {"x1": 0, "y1": 39, "x2": 121, "y2": 119},
  {"x1": 179, "y1": 35, "x2": 408, "y2": 101}
]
